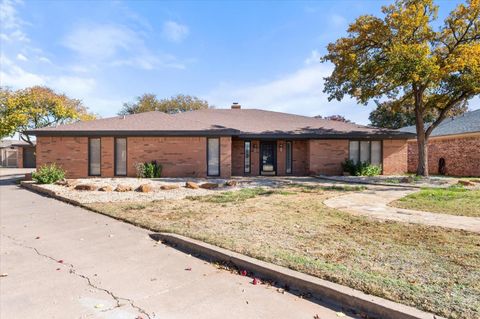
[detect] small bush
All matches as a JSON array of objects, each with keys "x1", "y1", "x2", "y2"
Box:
[
  {"x1": 32, "y1": 164, "x2": 66, "y2": 184},
  {"x1": 341, "y1": 159, "x2": 382, "y2": 176},
  {"x1": 135, "y1": 161, "x2": 162, "y2": 178}
]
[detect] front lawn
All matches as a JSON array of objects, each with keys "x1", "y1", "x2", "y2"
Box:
[
  {"x1": 86, "y1": 186, "x2": 480, "y2": 319},
  {"x1": 392, "y1": 187, "x2": 480, "y2": 217}
]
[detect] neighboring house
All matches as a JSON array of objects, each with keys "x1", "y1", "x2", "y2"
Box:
[
  {"x1": 400, "y1": 109, "x2": 480, "y2": 177},
  {"x1": 0, "y1": 139, "x2": 36, "y2": 168},
  {"x1": 26, "y1": 104, "x2": 414, "y2": 178}
]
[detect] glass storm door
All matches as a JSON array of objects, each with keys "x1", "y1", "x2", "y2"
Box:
[{"x1": 260, "y1": 142, "x2": 275, "y2": 174}]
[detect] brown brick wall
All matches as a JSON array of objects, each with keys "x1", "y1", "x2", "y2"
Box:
[
  {"x1": 36, "y1": 136, "x2": 88, "y2": 178},
  {"x1": 17, "y1": 146, "x2": 23, "y2": 168},
  {"x1": 101, "y1": 137, "x2": 114, "y2": 177},
  {"x1": 231, "y1": 139, "x2": 245, "y2": 176},
  {"x1": 408, "y1": 135, "x2": 480, "y2": 176},
  {"x1": 308, "y1": 139, "x2": 348, "y2": 175},
  {"x1": 292, "y1": 140, "x2": 309, "y2": 175},
  {"x1": 37, "y1": 136, "x2": 232, "y2": 178},
  {"x1": 127, "y1": 136, "x2": 231, "y2": 178},
  {"x1": 382, "y1": 140, "x2": 408, "y2": 175}
]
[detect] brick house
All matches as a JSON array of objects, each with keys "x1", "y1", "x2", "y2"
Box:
[
  {"x1": 0, "y1": 139, "x2": 36, "y2": 168},
  {"x1": 27, "y1": 105, "x2": 414, "y2": 178},
  {"x1": 400, "y1": 109, "x2": 480, "y2": 177}
]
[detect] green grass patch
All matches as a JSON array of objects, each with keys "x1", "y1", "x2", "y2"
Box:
[
  {"x1": 393, "y1": 186, "x2": 480, "y2": 217},
  {"x1": 187, "y1": 187, "x2": 296, "y2": 203}
]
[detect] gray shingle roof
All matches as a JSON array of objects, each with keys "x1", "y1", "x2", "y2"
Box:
[{"x1": 399, "y1": 109, "x2": 480, "y2": 137}]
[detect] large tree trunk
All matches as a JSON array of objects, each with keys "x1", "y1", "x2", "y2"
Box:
[
  {"x1": 414, "y1": 103, "x2": 429, "y2": 176},
  {"x1": 416, "y1": 131, "x2": 429, "y2": 176}
]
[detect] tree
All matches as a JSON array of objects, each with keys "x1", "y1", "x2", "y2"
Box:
[
  {"x1": 314, "y1": 114, "x2": 352, "y2": 123},
  {"x1": 0, "y1": 86, "x2": 96, "y2": 144},
  {"x1": 119, "y1": 93, "x2": 210, "y2": 115},
  {"x1": 322, "y1": 0, "x2": 480, "y2": 176},
  {"x1": 368, "y1": 100, "x2": 468, "y2": 129}
]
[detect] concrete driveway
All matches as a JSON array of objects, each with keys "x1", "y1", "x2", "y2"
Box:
[{"x1": 0, "y1": 178, "x2": 354, "y2": 319}]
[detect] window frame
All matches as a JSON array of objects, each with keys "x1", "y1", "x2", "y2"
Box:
[
  {"x1": 88, "y1": 137, "x2": 101, "y2": 177},
  {"x1": 114, "y1": 137, "x2": 127, "y2": 176},
  {"x1": 285, "y1": 140, "x2": 293, "y2": 174},
  {"x1": 206, "y1": 137, "x2": 221, "y2": 177},
  {"x1": 244, "y1": 140, "x2": 251, "y2": 174},
  {"x1": 348, "y1": 140, "x2": 383, "y2": 169}
]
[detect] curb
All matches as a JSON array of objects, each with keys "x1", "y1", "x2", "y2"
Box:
[
  {"x1": 314, "y1": 175, "x2": 422, "y2": 189},
  {"x1": 154, "y1": 233, "x2": 442, "y2": 319},
  {"x1": 20, "y1": 181, "x2": 442, "y2": 319}
]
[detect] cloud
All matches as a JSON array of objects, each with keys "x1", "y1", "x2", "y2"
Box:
[
  {"x1": 63, "y1": 23, "x2": 188, "y2": 70},
  {"x1": 0, "y1": 0, "x2": 29, "y2": 42},
  {"x1": 0, "y1": 54, "x2": 45, "y2": 87},
  {"x1": 304, "y1": 50, "x2": 322, "y2": 65},
  {"x1": 205, "y1": 55, "x2": 374, "y2": 125},
  {"x1": 63, "y1": 24, "x2": 137, "y2": 60},
  {"x1": 162, "y1": 21, "x2": 189, "y2": 43},
  {"x1": 16, "y1": 53, "x2": 27, "y2": 61}
]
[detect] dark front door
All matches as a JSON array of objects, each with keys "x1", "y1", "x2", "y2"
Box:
[
  {"x1": 260, "y1": 142, "x2": 276, "y2": 175},
  {"x1": 23, "y1": 147, "x2": 36, "y2": 168}
]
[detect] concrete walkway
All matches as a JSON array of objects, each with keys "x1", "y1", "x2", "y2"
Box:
[
  {"x1": 0, "y1": 178, "x2": 355, "y2": 319},
  {"x1": 324, "y1": 187, "x2": 480, "y2": 233}
]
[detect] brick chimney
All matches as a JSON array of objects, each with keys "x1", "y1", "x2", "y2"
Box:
[{"x1": 231, "y1": 102, "x2": 241, "y2": 109}]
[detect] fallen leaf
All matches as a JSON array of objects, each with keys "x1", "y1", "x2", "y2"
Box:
[
  {"x1": 185, "y1": 267, "x2": 192, "y2": 271},
  {"x1": 58, "y1": 260, "x2": 64, "y2": 264},
  {"x1": 240, "y1": 270, "x2": 247, "y2": 276},
  {"x1": 252, "y1": 278, "x2": 260, "y2": 285},
  {"x1": 95, "y1": 304, "x2": 104, "y2": 309},
  {"x1": 56, "y1": 268, "x2": 61, "y2": 271},
  {"x1": 336, "y1": 312, "x2": 346, "y2": 317},
  {"x1": 0, "y1": 273, "x2": 8, "y2": 277},
  {"x1": 35, "y1": 236, "x2": 40, "y2": 239}
]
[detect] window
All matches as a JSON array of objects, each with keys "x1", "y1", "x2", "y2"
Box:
[
  {"x1": 349, "y1": 141, "x2": 359, "y2": 163},
  {"x1": 285, "y1": 141, "x2": 292, "y2": 174},
  {"x1": 115, "y1": 138, "x2": 127, "y2": 176},
  {"x1": 244, "y1": 141, "x2": 251, "y2": 173},
  {"x1": 349, "y1": 140, "x2": 382, "y2": 166},
  {"x1": 360, "y1": 141, "x2": 370, "y2": 163},
  {"x1": 89, "y1": 138, "x2": 101, "y2": 176},
  {"x1": 371, "y1": 141, "x2": 382, "y2": 166},
  {"x1": 207, "y1": 138, "x2": 220, "y2": 176}
]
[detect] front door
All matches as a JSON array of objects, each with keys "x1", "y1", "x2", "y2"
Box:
[{"x1": 260, "y1": 142, "x2": 276, "y2": 175}]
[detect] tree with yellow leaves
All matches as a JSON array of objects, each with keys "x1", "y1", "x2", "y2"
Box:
[
  {"x1": 0, "y1": 86, "x2": 96, "y2": 144},
  {"x1": 322, "y1": 0, "x2": 480, "y2": 176}
]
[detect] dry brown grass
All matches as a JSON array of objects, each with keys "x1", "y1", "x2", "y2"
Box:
[{"x1": 87, "y1": 186, "x2": 480, "y2": 319}]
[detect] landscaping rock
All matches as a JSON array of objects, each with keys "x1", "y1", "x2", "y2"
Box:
[
  {"x1": 160, "y1": 184, "x2": 180, "y2": 190},
  {"x1": 74, "y1": 184, "x2": 97, "y2": 191},
  {"x1": 469, "y1": 179, "x2": 480, "y2": 184},
  {"x1": 400, "y1": 176, "x2": 415, "y2": 183},
  {"x1": 115, "y1": 184, "x2": 133, "y2": 192},
  {"x1": 65, "y1": 179, "x2": 79, "y2": 188},
  {"x1": 98, "y1": 185, "x2": 113, "y2": 192},
  {"x1": 225, "y1": 180, "x2": 237, "y2": 187},
  {"x1": 55, "y1": 179, "x2": 68, "y2": 186},
  {"x1": 185, "y1": 181, "x2": 199, "y2": 189},
  {"x1": 457, "y1": 180, "x2": 475, "y2": 187},
  {"x1": 136, "y1": 184, "x2": 153, "y2": 193},
  {"x1": 200, "y1": 182, "x2": 219, "y2": 189}
]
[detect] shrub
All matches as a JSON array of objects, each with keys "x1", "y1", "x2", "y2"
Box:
[
  {"x1": 135, "y1": 161, "x2": 162, "y2": 178},
  {"x1": 341, "y1": 159, "x2": 382, "y2": 176},
  {"x1": 32, "y1": 164, "x2": 66, "y2": 184}
]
